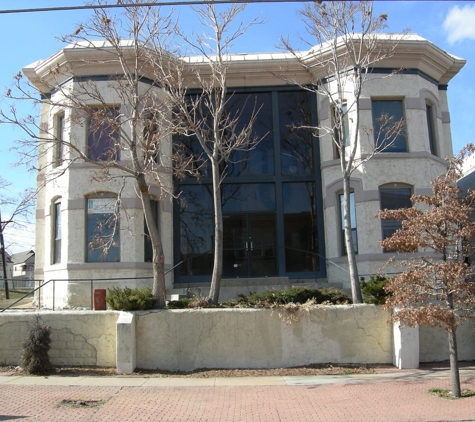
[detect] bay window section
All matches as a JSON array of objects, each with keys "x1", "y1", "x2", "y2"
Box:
[{"x1": 87, "y1": 196, "x2": 120, "y2": 262}]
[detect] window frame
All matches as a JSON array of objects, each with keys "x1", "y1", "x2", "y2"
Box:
[{"x1": 372, "y1": 99, "x2": 407, "y2": 153}]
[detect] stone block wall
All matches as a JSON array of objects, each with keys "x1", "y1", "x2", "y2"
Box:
[{"x1": 0, "y1": 311, "x2": 119, "y2": 367}]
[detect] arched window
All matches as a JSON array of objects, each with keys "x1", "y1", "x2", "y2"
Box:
[{"x1": 86, "y1": 194, "x2": 120, "y2": 262}]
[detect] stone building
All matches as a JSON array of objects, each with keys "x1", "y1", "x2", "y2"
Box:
[{"x1": 24, "y1": 34, "x2": 464, "y2": 307}]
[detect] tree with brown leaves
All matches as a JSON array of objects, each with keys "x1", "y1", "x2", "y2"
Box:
[{"x1": 379, "y1": 145, "x2": 475, "y2": 398}]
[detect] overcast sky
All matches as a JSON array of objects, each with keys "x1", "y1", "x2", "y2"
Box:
[{"x1": 0, "y1": 1, "x2": 474, "y2": 253}]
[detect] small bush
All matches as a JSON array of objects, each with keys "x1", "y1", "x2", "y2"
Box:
[
  {"x1": 360, "y1": 275, "x2": 391, "y2": 305},
  {"x1": 105, "y1": 286, "x2": 156, "y2": 310},
  {"x1": 22, "y1": 315, "x2": 53, "y2": 375}
]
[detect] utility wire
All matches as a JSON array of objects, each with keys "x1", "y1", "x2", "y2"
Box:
[{"x1": 0, "y1": 0, "x2": 308, "y2": 15}]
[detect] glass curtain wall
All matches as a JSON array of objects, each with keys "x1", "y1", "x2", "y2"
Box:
[{"x1": 174, "y1": 88, "x2": 325, "y2": 282}]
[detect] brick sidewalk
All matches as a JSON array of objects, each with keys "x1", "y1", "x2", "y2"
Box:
[{"x1": 1, "y1": 376, "x2": 475, "y2": 421}]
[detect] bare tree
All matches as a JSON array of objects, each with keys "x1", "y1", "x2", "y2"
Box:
[
  {"x1": 0, "y1": 2, "x2": 181, "y2": 308},
  {"x1": 281, "y1": 1, "x2": 406, "y2": 303},
  {"x1": 0, "y1": 176, "x2": 35, "y2": 298},
  {"x1": 152, "y1": 4, "x2": 262, "y2": 304},
  {"x1": 379, "y1": 145, "x2": 475, "y2": 398}
]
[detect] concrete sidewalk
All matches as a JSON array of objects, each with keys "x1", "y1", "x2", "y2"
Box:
[{"x1": 1, "y1": 366, "x2": 475, "y2": 421}]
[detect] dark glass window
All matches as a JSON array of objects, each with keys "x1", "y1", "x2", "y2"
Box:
[
  {"x1": 179, "y1": 185, "x2": 214, "y2": 276},
  {"x1": 222, "y1": 184, "x2": 275, "y2": 213},
  {"x1": 380, "y1": 184, "x2": 412, "y2": 250},
  {"x1": 372, "y1": 100, "x2": 406, "y2": 152},
  {"x1": 87, "y1": 107, "x2": 120, "y2": 161},
  {"x1": 54, "y1": 113, "x2": 66, "y2": 167},
  {"x1": 339, "y1": 192, "x2": 357, "y2": 255},
  {"x1": 226, "y1": 92, "x2": 274, "y2": 176},
  {"x1": 283, "y1": 182, "x2": 319, "y2": 272},
  {"x1": 144, "y1": 199, "x2": 159, "y2": 262},
  {"x1": 175, "y1": 87, "x2": 324, "y2": 281},
  {"x1": 52, "y1": 200, "x2": 61, "y2": 264},
  {"x1": 87, "y1": 197, "x2": 120, "y2": 262},
  {"x1": 426, "y1": 103, "x2": 437, "y2": 156},
  {"x1": 279, "y1": 91, "x2": 314, "y2": 175}
]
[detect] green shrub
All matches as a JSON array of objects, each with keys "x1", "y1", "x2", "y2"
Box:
[
  {"x1": 22, "y1": 315, "x2": 53, "y2": 375},
  {"x1": 360, "y1": 275, "x2": 391, "y2": 305},
  {"x1": 233, "y1": 286, "x2": 351, "y2": 307},
  {"x1": 106, "y1": 286, "x2": 156, "y2": 310}
]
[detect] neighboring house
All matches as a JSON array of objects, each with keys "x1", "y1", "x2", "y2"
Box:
[
  {"x1": 24, "y1": 34, "x2": 464, "y2": 308},
  {"x1": 11, "y1": 250, "x2": 35, "y2": 286}
]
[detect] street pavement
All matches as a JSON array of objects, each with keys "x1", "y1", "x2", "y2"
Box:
[{"x1": 1, "y1": 365, "x2": 475, "y2": 421}]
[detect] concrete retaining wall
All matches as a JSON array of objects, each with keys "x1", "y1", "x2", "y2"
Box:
[
  {"x1": 1, "y1": 307, "x2": 474, "y2": 371},
  {"x1": 0, "y1": 311, "x2": 119, "y2": 367},
  {"x1": 135, "y1": 305, "x2": 394, "y2": 371}
]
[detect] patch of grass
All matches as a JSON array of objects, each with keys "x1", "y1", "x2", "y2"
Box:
[
  {"x1": 0, "y1": 289, "x2": 30, "y2": 301},
  {"x1": 428, "y1": 388, "x2": 475, "y2": 399}
]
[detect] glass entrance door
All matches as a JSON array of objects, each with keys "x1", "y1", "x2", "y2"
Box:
[{"x1": 223, "y1": 214, "x2": 277, "y2": 278}]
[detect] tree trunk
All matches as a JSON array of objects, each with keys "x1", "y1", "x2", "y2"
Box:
[
  {"x1": 208, "y1": 158, "x2": 223, "y2": 304},
  {"x1": 141, "y1": 189, "x2": 166, "y2": 309},
  {"x1": 342, "y1": 175, "x2": 362, "y2": 303},
  {"x1": 447, "y1": 292, "x2": 461, "y2": 397}
]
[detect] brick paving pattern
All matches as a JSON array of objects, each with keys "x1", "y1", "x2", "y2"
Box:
[{"x1": 1, "y1": 376, "x2": 475, "y2": 421}]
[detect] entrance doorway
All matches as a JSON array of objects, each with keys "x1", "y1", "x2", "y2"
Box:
[{"x1": 223, "y1": 214, "x2": 277, "y2": 278}]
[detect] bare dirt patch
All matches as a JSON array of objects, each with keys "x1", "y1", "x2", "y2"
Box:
[
  {"x1": 0, "y1": 363, "x2": 398, "y2": 378},
  {"x1": 56, "y1": 399, "x2": 106, "y2": 409}
]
